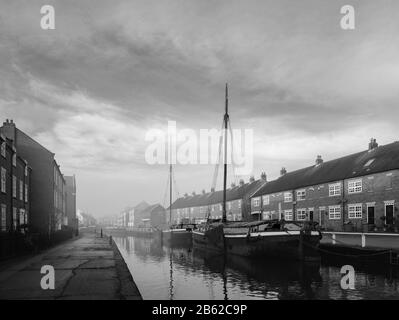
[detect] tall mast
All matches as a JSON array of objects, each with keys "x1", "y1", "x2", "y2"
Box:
[
  {"x1": 222, "y1": 83, "x2": 229, "y2": 223},
  {"x1": 169, "y1": 164, "x2": 172, "y2": 225}
]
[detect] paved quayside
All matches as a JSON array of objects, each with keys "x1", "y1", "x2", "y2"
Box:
[{"x1": 0, "y1": 231, "x2": 142, "y2": 300}]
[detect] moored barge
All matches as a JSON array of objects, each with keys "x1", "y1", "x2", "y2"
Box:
[{"x1": 193, "y1": 220, "x2": 322, "y2": 261}]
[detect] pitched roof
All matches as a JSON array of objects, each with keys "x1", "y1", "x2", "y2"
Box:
[
  {"x1": 170, "y1": 179, "x2": 266, "y2": 209},
  {"x1": 135, "y1": 203, "x2": 165, "y2": 219},
  {"x1": 252, "y1": 141, "x2": 399, "y2": 197}
]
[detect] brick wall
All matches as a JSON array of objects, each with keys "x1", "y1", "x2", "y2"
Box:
[{"x1": 252, "y1": 169, "x2": 399, "y2": 232}]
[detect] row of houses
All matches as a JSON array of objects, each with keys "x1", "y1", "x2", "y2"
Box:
[
  {"x1": 170, "y1": 139, "x2": 399, "y2": 232},
  {"x1": 108, "y1": 201, "x2": 167, "y2": 229},
  {"x1": 0, "y1": 120, "x2": 77, "y2": 256}
]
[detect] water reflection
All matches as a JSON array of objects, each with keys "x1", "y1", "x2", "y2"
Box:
[{"x1": 114, "y1": 236, "x2": 399, "y2": 300}]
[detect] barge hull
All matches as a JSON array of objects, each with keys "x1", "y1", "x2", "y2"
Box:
[
  {"x1": 163, "y1": 229, "x2": 193, "y2": 247},
  {"x1": 225, "y1": 231, "x2": 321, "y2": 261}
]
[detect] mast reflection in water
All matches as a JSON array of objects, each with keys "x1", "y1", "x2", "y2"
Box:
[{"x1": 114, "y1": 236, "x2": 399, "y2": 300}]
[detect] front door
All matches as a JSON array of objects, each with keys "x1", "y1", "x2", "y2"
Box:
[
  {"x1": 386, "y1": 204, "x2": 394, "y2": 225},
  {"x1": 367, "y1": 206, "x2": 375, "y2": 225}
]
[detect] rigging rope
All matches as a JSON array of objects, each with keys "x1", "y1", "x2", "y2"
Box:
[
  {"x1": 211, "y1": 118, "x2": 225, "y2": 192},
  {"x1": 228, "y1": 119, "x2": 239, "y2": 186}
]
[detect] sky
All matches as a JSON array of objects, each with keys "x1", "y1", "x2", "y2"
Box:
[{"x1": 1, "y1": 0, "x2": 399, "y2": 218}]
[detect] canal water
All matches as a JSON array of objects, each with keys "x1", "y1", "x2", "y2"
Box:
[{"x1": 114, "y1": 236, "x2": 399, "y2": 300}]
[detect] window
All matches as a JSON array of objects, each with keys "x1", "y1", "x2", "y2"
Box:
[
  {"x1": 262, "y1": 211, "x2": 271, "y2": 220},
  {"x1": 19, "y1": 180, "x2": 23, "y2": 201},
  {"x1": 227, "y1": 202, "x2": 232, "y2": 210},
  {"x1": 190, "y1": 207, "x2": 194, "y2": 214},
  {"x1": 12, "y1": 153, "x2": 16, "y2": 167},
  {"x1": 296, "y1": 190, "x2": 306, "y2": 201},
  {"x1": 284, "y1": 209, "x2": 293, "y2": 221},
  {"x1": 253, "y1": 197, "x2": 260, "y2": 207},
  {"x1": 0, "y1": 142, "x2": 5, "y2": 158},
  {"x1": 1, "y1": 167, "x2": 6, "y2": 193},
  {"x1": 329, "y1": 206, "x2": 341, "y2": 220},
  {"x1": 25, "y1": 184, "x2": 28, "y2": 203},
  {"x1": 24, "y1": 166, "x2": 28, "y2": 177},
  {"x1": 364, "y1": 159, "x2": 375, "y2": 167},
  {"x1": 348, "y1": 179, "x2": 362, "y2": 194},
  {"x1": 262, "y1": 195, "x2": 270, "y2": 205},
  {"x1": 219, "y1": 204, "x2": 223, "y2": 211},
  {"x1": 329, "y1": 183, "x2": 341, "y2": 196},
  {"x1": 348, "y1": 203, "x2": 362, "y2": 219},
  {"x1": 12, "y1": 207, "x2": 17, "y2": 230},
  {"x1": 19, "y1": 209, "x2": 25, "y2": 226},
  {"x1": 238, "y1": 200, "x2": 241, "y2": 210},
  {"x1": 284, "y1": 192, "x2": 292, "y2": 202},
  {"x1": 296, "y1": 209, "x2": 307, "y2": 220},
  {"x1": 1, "y1": 204, "x2": 6, "y2": 231},
  {"x1": 12, "y1": 175, "x2": 17, "y2": 198}
]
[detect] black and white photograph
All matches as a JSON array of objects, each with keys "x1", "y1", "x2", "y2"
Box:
[{"x1": 0, "y1": 0, "x2": 399, "y2": 305}]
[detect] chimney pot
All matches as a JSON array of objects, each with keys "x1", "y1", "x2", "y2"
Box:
[
  {"x1": 315, "y1": 155, "x2": 323, "y2": 166},
  {"x1": 231, "y1": 182, "x2": 236, "y2": 188},
  {"x1": 202, "y1": 189, "x2": 206, "y2": 195},
  {"x1": 211, "y1": 187, "x2": 215, "y2": 193},
  {"x1": 239, "y1": 179, "x2": 245, "y2": 186},
  {"x1": 192, "y1": 191, "x2": 196, "y2": 196},
  {"x1": 280, "y1": 167, "x2": 287, "y2": 176},
  {"x1": 249, "y1": 176, "x2": 255, "y2": 183},
  {"x1": 368, "y1": 138, "x2": 378, "y2": 151},
  {"x1": 260, "y1": 172, "x2": 267, "y2": 181}
]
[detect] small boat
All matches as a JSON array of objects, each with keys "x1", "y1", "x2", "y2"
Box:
[
  {"x1": 162, "y1": 223, "x2": 196, "y2": 247},
  {"x1": 162, "y1": 165, "x2": 196, "y2": 246},
  {"x1": 129, "y1": 226, "x2": 162, "y2": 238}
]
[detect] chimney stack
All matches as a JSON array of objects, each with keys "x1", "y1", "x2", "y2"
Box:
[
  {"x1": 239, "y1": 179, "x2": 245, "y2": 186},
  {"x1": 3, "y1": 119, "x2": 15, "y2": 127},
  {"x1": 211, "y1": 187, "x2": 215, "y2": 193},
  {"x1": 184, "y1": 192, "x2": 188, "y2": 197},
  {"x1": 192, "y1": 191, "x2": 196, "y2": 196},
  {"x1": 231, "y1": 182, "x2": 236, "y2": 188},
  {"x1": 280, "y1": 167, "x2": 287, "y2": 176},
  {"x1": 368, "y1": 138, "x2": 378, "y2": 151},
  {"x1": 249, "y1": 176, "x2": 255, "y2": 183},
  {"x1": 202, "y1": 189, "x2": 206, "y2": 195},
  {"x1": 260, "y1": 172, "x2": 267, "y2": 181},
  {"x1": 315, "y1": 155, "x2": 323, "y2": 166}
]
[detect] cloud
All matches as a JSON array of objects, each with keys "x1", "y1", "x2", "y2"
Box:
[{"x1": 1, "y1": 0, "x2": 399, "y2": 216}]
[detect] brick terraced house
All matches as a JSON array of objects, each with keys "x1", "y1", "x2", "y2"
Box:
[
  {"x1": 169, "y1": 175, "x2": 266, "y2": 224},
  {"x1": 251, "y1": 139, "x2": 399, "y2": 232}
]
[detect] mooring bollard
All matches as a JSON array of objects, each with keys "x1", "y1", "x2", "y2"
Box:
[{"x1": 361, "y1": 233, "x2": 366, "y2": 248}]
